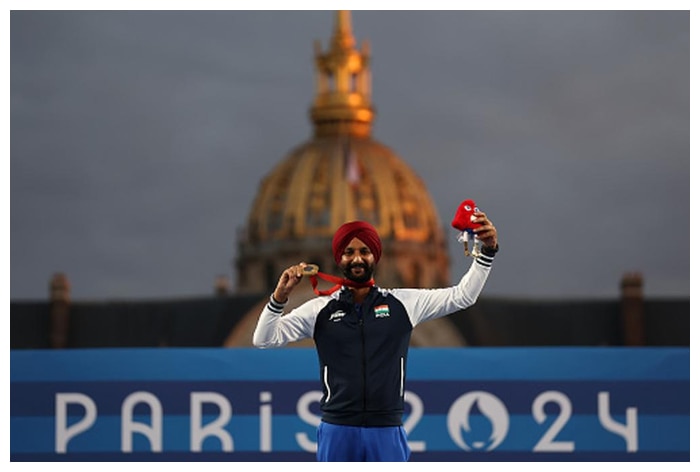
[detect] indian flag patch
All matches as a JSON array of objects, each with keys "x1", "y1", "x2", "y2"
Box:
[{"x1": 374, "y1": 305, "x2": 390, "y2": 318}]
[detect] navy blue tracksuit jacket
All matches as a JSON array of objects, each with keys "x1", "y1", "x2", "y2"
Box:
[{"x1": 252, "y1": 251, "x2": 494, "y2": 427}]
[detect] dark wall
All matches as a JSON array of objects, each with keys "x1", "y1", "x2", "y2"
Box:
[
  {"x1": 10, "y1": 294, "x2": 264, "y2": 349},
  {"x1": 447, "y1": 299, "x2": 620, "y2": 346},
  {"x1": 643, "y1": 299, "x2": 691, "y2": 346},
  {"x1": 447, "y1": 297, "x2": 689, "y2": 346},
  {"x1": 10, "y1": 295, "x2": 689, "y2": 349},
  {"x1": 10, "y1": 301, "x2": 51, "y2": 349}
]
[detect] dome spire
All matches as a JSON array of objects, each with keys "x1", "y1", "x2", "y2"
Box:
[
  {"x1": 331, "y1": 10, "x2": 355, "y2": 51},
  {"x1": 310, "y1": 10, "x2": 374, "y2": 138}
]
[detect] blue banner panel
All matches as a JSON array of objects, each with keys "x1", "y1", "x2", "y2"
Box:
[{"x1": 10, "y1": 347, "x2": 689, "y2": 461}]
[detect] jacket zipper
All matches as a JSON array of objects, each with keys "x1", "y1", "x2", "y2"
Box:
[
  {"x1": 323, "y1": 365, "x2": 331, "y2": 402},
  {"x1": 358, "y1": 304, "x2": 367, "y2": 424},
  {"x1": 400, "y1": 356, "x2": 405, "y2": 398}
]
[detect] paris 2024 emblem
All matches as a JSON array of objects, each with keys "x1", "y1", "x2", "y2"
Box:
[{"x1": 446, "y1": 391, "x2": 509, "y2": 451}]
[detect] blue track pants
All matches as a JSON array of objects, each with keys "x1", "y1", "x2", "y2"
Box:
[{"x1": 316, "y1": 421, "x2": 410, "y2": 462}]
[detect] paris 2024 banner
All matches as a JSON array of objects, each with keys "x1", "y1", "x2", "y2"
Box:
[{"x1": 10, "y1": 347, "x2": 689, "y2": 461}]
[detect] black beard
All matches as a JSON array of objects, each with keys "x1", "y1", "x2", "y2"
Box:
[{"x1": 342, "y1": 262, "x2": 373, "y2": 283}]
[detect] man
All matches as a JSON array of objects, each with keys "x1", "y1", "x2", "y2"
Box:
[{"x1": 252, "y1": 211, "x2": 498, "y2": 461}]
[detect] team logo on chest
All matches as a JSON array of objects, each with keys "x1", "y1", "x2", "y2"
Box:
[
  {"x1": 374, "y1": 305, "x2": 390, "y2": 318},
  {"x1": 329, "y1": 310, "x2": 346, "y2": 322}
]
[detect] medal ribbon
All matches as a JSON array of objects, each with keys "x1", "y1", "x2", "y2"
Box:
[{"x1": 309, "y1": 271, "x2": 375, "y2": 296}]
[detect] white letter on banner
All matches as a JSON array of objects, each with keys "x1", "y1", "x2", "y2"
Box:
[
  {"x1": 532, "y1": 391, "x2": 574, "y2": 452},
  {"x1": 295, "y1": 390, "x2": 323, "y2": 453},
  {"x1": 403, "y1": 391, "x2": 426, "y2": 452},
  {"x1": 190, "y1": 392, "x2": 233, "y2": 452},
  {"x1": 55, "y1": 393, "x2": 97, "y2": 453},
  {"x1": 260, "y1": 391, "x2": 272, "y2": 452},
  {"x1": 121, "y1": 392, "x2": 163, "y2": 452},
  {"x1": 598, "y1": 391, "x2": 638, "y2": 452}
]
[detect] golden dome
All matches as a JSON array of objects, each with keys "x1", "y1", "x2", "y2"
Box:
[
  {"x1": 228, "y1": 11, "x2": 463, "y2": 347},
  {"x1": 234, "y1": 11, "x2": 450, "y2": 294},
  {"x1": 247, "y1": 136, "x2": 443, "y2": 244}
]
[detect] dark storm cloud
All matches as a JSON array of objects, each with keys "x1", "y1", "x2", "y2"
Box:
[{"x1": 10, "y1": 10, "x2": 689, "y2": 300}]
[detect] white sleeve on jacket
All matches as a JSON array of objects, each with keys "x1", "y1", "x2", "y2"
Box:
[
  {"x1": 389, "y1": 252, "x2": 495, "y2": 327},
  {"x1": 252, "y1": 295, "x2": 330, "y2": 348}
]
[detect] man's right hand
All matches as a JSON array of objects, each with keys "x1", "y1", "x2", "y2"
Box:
[{"x1": 272, "y1": 262, "x2": 309, "y2": 303}]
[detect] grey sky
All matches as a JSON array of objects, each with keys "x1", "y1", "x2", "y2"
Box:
[{"x1": 10, "y1": 10, "x2": 690, "y2": 301}]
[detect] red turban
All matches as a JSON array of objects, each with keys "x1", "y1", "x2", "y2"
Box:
[{"x1": 332, "y1": 221, "x2": 382, "y2": 264}]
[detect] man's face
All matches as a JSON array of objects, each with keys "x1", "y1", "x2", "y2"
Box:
[{"x1": 339, "y1": 237, "x2": 375, "y2": 283}]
